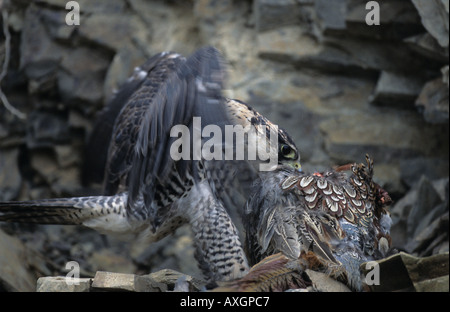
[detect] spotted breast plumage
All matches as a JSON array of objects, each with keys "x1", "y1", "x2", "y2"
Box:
[
  {"x1": 0, "y1": 46, "x2": 301, "y2": 283},
  {"x1": 244, "y1": 155, "x2": 393, "y2": 291}
]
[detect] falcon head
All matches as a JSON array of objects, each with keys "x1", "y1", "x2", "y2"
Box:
[
  {"x1": 247, "y1": 108, "x2": 301, "y2": 172},
  {"x1": 224, "y1": 98, "x2": 301, "y2": 172}
]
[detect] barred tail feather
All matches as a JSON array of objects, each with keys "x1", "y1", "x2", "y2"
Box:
[
  {"x1": 0, "y1": 198, "x2": 85, "y2": 225},
  {"x1": 0, "y1": 194, "x2": 128, "y2": 226}
]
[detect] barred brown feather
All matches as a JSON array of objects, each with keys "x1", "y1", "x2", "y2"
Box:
[{"x1": 245, "y1": 155, "x2": 393, "y2": 290}]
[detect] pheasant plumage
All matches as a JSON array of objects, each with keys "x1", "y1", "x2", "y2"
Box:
[{"x1": 244, "y1": 155, "x2": 393, "y2": 290}]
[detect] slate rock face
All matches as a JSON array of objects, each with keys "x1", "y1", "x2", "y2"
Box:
[
  {"x1": 0, "y1": 0, "x2": 448, "y2": 292},
  {"x1": 411, "y1": 0, "x2": 449, "y2": 48},
  {"x1": 0, "y1": 148, "x2": 21, "y2": 201},
  {"x1": 0, "y1": 229, "x2": 53, "y2": 291},
  {"x1": 416, "y1": 76, "x2": 449, "y2": 124}
]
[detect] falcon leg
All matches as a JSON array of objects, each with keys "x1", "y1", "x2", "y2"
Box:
[{"x1": 186, "y1": 183, "x2": 249, "y2": 282}]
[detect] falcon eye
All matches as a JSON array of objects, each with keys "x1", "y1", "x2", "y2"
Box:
[{"x1": 280, "y1": 144, "x2": 292, "y2": 157}]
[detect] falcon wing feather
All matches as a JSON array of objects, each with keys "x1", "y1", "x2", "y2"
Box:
[{"x1": 102, "y1": 47, "x2": 230, "y2": 223}]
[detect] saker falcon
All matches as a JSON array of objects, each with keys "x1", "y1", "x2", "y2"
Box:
[{"x1": 0, "y1": 46, "x2": 301, "y2": 283}]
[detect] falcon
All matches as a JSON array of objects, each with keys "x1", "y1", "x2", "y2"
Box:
[{"x1": 0, "y1": 47, "x2": 301, "y2": 283}]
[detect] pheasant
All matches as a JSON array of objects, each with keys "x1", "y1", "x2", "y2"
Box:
[{"x1": 242, "y1": 155, "x2": 393, "y2": 291}]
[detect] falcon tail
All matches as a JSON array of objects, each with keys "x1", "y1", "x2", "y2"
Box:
[{"x1": 0, "y1": 194, "x2": 128, "y2": 226}]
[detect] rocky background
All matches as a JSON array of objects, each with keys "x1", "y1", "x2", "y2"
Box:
[{"x1": 0, "y1": 0, "x2": 448, "y2": 291}]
